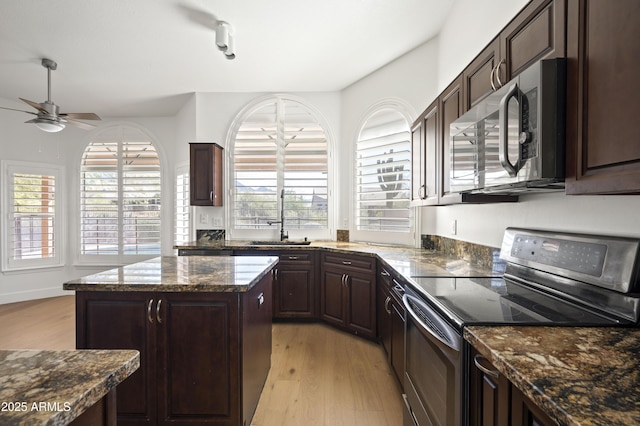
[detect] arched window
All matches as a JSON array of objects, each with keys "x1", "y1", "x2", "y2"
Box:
[
  {"x1": 79, "y1": 125, "x2": 161, "y2": 262},
  {"x1": 229, "y1": 96, "x2": 331, "y2": 240},
  {"x1": 354, "y1": 102, "x2": 413, "y2": 244}
]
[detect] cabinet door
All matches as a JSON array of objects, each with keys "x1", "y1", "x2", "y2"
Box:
[
  {"x1": 275, "y1": 252, "x2": 316, "y2": 318},
  {"x1": 76, "y1": 292, "x2": 156, "y2": 425},
  {"x1": 511, "y1": 386, "x2": 556, "y2": 426},
  {"x1": 565, "y1": 0, "x2": 640, "y2": 194},
  {"x1": 321, "y1": 268, "x2": 347, "y2": 327},
  {"x1": 156, "y1": 292, "x2": 240, "y2": 425},
  {"x1": 190, "y1": 143, "x2": 223, "y2": 206},
  {"x1": 390, "y1": 298, "x2": 405, "y2": 389},
  {"x1": 423, "y1": 99, "x2": 440, "y2": 204},
  {"x1": 345, "y1": 270, "x2": 376, "y2": 338},
  {"x1": 469, "y1": 349, "x2": 510, "y2": 426},
  {"x1": 464, "y1": 38, "x2": 500, "y2": 110},
  {"x1": 499, "y1": 0, "x2": 566, "y2": 82},
  {"x1": 410, "y1": 117, "x2": 425, "y2": 204},
  {"x1": 439, "y1": 75, "x2": 464, "y2": 204}
]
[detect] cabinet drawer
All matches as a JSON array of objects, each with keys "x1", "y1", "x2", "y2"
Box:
[
  {"x1": 322, "y1": 253, "x2": 375, "y2": 271},
  {"x1": 278, "y1": 252, "x2": 313, "y2": 263}
]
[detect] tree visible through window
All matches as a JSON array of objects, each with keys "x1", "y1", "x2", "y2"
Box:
[
  {"x1": 80, "y1": 126, "x2": 161, "y2": 257},
  {"x1": 232, "y1": 98, "x2": 329, "y2": 233}
]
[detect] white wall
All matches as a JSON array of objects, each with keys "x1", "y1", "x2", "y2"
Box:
[{"x1": 0, "y1": 99, "x2": 178, "y2": 303}]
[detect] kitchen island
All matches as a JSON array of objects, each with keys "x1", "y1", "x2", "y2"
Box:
[
  {"x1": 63, "y1": 255, "x2": 277, "y2": 426},
  {"x1": 0, "y1": 349, "x2": 139, "y2": 425}
]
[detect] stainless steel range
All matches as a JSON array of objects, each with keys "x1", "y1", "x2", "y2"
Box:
[{"x1": 402, "y1": 228, "x2": 640, "y2": 426}]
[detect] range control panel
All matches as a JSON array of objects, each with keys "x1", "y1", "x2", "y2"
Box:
[
  {"x1": 501, "y1": 228, "x2": 640, "y2": 293},
  {"x1": 510, "y1": 233, "x2": 606, "y2": 277}
]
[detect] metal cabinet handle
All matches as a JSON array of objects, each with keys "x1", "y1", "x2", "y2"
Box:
[
  {"x1": 156, "y1": 299, "x2": 163, "y2": 324},
  {"x1": 474, "y1": 354, "x2": 499, "y2": 378},
  {"x1": 490, "y1": 64, "x2": 497, "y2": 91},
  {"x1": 344, "y1": 274, "x2": 350, "y2": 288},
  {"x1": 385, "y1": 296, "x2": 392, "y2": 314},
  {"x1": 210, "y1": 191, "x2": 214, "y2": 203},
  {"x1": 288, "y1": 256, "x2": 299, "y2": 260},
  {"x1": 147, "y1": 299, "x2": 154, "y2": 323},
  {"x1": 342, "y1": 261, "x2": 352, "y2": 265},
  {"x1": 258, "y1": 292, "x2": 265, "y2": 306},
  {"x1": 495, "y1": 58, "x2": 505, "y2": 88},
  {"x1": 380, "y1": 270, "x2": 390, "y2": 277}
]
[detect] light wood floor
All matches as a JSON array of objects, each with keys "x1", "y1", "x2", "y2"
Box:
[{"x1": 0, "y1": 296, "x2": 403, "y2": 426}]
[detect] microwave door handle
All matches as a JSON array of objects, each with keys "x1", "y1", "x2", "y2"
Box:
[{"x1": 499, "y1": 83, "x2": 521, "y2": 177}]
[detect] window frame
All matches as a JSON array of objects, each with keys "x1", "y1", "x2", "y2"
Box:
[
  {"x1": 76, "y1": 124, "x2": 164, "y2": 266},
  {"x1": 1, "y1": 160, "x2": 65, "y2": 272},
  {"x1": 351, "y1": 99, "x2": 417, "y2": 246},
  {"x1": 226, "y1": 94, "x2": 335, "y2": 241}
]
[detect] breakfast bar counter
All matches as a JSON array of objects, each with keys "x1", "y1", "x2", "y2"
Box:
[{"x1": 0, "y1": 349, "x2": 139, "y2": 425}]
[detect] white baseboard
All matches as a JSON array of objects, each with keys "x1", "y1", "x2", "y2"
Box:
[{"x1": 0, "y1": 287, "x2": 71, "y2": 305}]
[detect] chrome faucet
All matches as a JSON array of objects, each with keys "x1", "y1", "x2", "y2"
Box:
[{"x1": 267, "y1": 189, "x2": 288, "y2": 241}]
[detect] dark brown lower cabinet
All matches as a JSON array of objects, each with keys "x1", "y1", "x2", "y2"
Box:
[
  {"x1": 75, "y1": 273, "x2": 272, "y2": 426},
  {"x1": 469, "y1": 347, "x2": 510, "y2": 426},
  {"x1": 511, "y1": 386, "x2": 556, "y2": 426},
  {"x1": 273, "y1": 251, "x2": 317, "y2": 319},
  {"x1": 469, "y1": 347, "x2": 556, "y2": 426},
  {"x1": 69, "y1": 389, "x2": 116, "y2": 426},
  {"x1": 377, "y1": 266, "x2": 405, "y2": 389}
]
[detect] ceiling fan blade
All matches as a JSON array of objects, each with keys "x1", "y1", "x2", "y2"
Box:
[
  {"x1": 19, "y1": 98, "x2": 47, "y2": 113},
  {"x1": 65, "y1": 118, "x2": 97, "y2": 130},
  {"x1": 0, "y1": 105, "x2": 37, "y2": 115},
  {"x1": 60, "y1": 112, "x2": 101, "y2": 120}
]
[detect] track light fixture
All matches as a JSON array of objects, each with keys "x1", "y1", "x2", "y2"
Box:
[{"x1": 215, "y1": 22, "x2": 236, "y2": 60}]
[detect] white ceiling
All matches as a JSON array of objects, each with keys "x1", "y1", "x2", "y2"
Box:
[{"x1": 0, "y1": 0, "x2": 453, "y2": 118}]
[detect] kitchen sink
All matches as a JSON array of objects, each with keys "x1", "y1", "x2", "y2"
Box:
[{"x1": 249, "y1": 240, "x2": 311, "y2": 246}]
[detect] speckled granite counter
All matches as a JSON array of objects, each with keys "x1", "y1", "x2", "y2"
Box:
[
  {"x1": 465, "y1": 326, "x2": 640, "y2": 426},
  {"x1": 175, "y1": 240, "x2": 502, "y2": 278},
  {"x1": 63, "y1": 255, "x2": 278, "y2": 292},
  {"x1": 0, "y1": 349, "x2": 139, "y2": 425}
]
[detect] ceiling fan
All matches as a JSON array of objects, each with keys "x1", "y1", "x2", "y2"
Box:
[{"x1": 0, "y1": 58, "x2": 101, "y2": 132}]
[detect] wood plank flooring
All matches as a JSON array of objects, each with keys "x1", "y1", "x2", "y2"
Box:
[{"x1": 0, "y1": 296, "x2": 403, "y2": 425}]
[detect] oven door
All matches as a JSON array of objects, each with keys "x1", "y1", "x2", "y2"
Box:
[{"x1": 403, "y1": 290, "x2": 463, "y2": 426}]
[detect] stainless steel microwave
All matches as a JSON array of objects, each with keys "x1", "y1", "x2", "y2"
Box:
[{"x1": 450, "y1": 58, "x2": 566, "y2": 194}]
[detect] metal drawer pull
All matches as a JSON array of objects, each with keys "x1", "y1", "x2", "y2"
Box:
[
  {"x1": 258, "y1": 293, "x2": 265, "y2": 306},
  {"x1": 342, "y1": 261, "x2": 352, "y2": 265},
  {"x1": 147, "y1": 299, "x2": 154, "y2": 323},
  {"x1": 385, "y1": 296, "x2": 392, "y2": 314},
  {"x1": 474, "y1": 354, "x2": 499, "y2": 378},
  {"x1": 288, "y1": 256, "x2": 299, "y2": 260},
  {"x1": 380, "y1": 270, "x2": 390, "y2": 277},
  {"x1": 156, "y1": 299, "x2": 163, "y2": 323}
]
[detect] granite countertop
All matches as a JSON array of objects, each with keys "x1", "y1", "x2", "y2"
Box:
[
  {"x1": 175, "y1": 240, "x2": 500, "y2": 278},
  {"x1": 465, "y1": 326, "x2": 640, "y2": 426},
  {"x1": 63, "y1": 255, "x2": 278, "y2": 292},
  {"x1": 0, "y1": 349, "x2": 139, "y2": 425}
]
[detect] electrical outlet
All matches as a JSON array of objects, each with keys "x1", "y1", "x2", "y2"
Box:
[
  {"x1": 213, "y1": 217, "x2": 222, "y2": 227},
  {"x1": 451, "y1": 219, "x2": 457, "y2": 235}
]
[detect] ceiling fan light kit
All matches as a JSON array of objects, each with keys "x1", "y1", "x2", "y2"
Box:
[{"x1": 0, "y1": 58, "x2": 101, "y2": 132}]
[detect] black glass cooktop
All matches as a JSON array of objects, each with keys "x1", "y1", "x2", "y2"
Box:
[{"x1": 409, "y1": 276, "x2": 627, "y2": 329}]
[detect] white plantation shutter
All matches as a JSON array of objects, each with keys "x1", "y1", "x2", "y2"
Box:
[
  {"x1": 175, "y1": 168, "x2": 190, "y2": 244},
  {"x1": 2, "y1": 162, "x2": 64, "y2": 270},
  {"x1": 233, "y1": 98, "x2": 328, "y2": 231},
  {"x1": 80, "y1": 126, "x2": 161, "y2": 258},
  {"x1": 356, "y1": 108, "x2": 412, "y2": 232}
]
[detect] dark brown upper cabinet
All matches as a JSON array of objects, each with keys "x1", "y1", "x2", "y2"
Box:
[
  {"x1": 565, "y1": 0, "x2": 640, "y2": 194},
  {"x1": 190, "y1": 143, "x2": 223, "y2": 206},
  {"x1": 463, "y1": 0, "x2": 566, "y2": 111}
]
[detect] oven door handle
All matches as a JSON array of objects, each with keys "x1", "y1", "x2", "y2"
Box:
[{"x1": 403, "y1": 294, "x2": 461, "y2": 352}]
